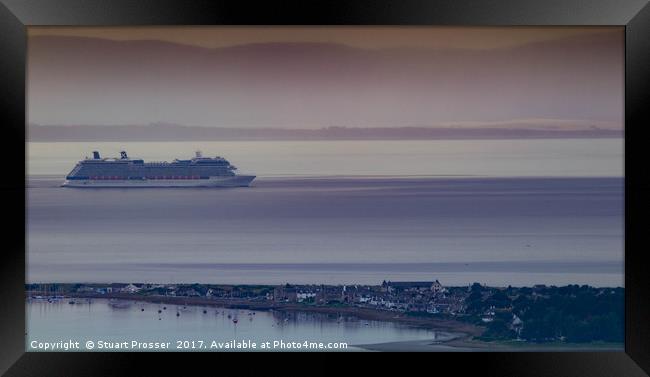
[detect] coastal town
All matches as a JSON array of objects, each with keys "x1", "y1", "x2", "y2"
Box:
[
  {"x1": 26, "y1": 280, "x2": 624, "y2": 344},
  {"x1": 27, "y1": 280, "x2": 466, "y2": 316}
]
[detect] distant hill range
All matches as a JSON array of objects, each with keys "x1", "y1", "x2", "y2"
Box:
[
  {"x1": 28, "y1": 31, "x2": 623, "y2": 128},
  {"x1": 28, "y1": 123, "x2": 622, "y2": 141}
]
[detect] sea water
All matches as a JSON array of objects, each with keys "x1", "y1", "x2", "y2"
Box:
[
  {"x1": 26, "y1": 139, "x2": 624, "y2": 287},
  {"x1": 26, "y1": 299, "x2": 442, "y2": 351}
]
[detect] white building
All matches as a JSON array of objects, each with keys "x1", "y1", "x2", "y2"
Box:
[
  {"x1": 296, "y1": 292, "x2": 316, "y2": 302},
  {"x1": 121, "y1": 283, "x2": 141, "y2": 293}
]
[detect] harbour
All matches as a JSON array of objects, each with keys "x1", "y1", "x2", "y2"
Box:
[{"x1": 26, "y1": 297, "x2": 447, "y2": 352}]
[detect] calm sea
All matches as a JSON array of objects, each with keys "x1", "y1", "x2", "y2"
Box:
[
  {"x1": 27, "y1": 139, "x2": 623, "y2": 177},
  {"x1": 27, "y1": 299, "x2": 444, "y2": 351},
  {"x1": 27, "y1": 139, "x2": 624, "y2": 287}
]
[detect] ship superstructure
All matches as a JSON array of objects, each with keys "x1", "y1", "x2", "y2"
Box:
[{"x1": 62, "y1": 151, "x2": 255, "y2": 187}]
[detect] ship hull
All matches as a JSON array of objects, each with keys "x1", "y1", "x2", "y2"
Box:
[{"x1": 62, "y1": 175, "x2": 255, "y2": 188}]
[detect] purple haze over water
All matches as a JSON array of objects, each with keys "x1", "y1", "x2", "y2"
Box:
[{"x1": 27, "y1": 174, "x2": 623, "y2": 287}]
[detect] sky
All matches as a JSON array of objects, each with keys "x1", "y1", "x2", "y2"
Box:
[{"x1": 27, "y1": 26, "x2": 624, "y2": 130}]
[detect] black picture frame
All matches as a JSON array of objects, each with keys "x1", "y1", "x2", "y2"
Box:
[{"x1": 1, "y1": 0, "x2": 649, "y2": 375}]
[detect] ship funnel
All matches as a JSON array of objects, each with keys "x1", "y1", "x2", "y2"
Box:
[
  {"x1": 120, "y1": 151, "x2": 128, "y2": 159},
  {"x1": 92, "y1": 151, "x2": 101, "y2": 159}
]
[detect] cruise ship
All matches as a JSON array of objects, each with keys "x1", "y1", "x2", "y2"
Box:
[{"x1": 62, "y1": 151, "x2": 255, "y2": 187}]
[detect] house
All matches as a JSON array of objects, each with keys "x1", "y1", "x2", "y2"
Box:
[
  {"x1": 296, "y1": 292, "x2": 316, "y2": 303},
  {"x1": 75, "y1": 286, "x2": 96, "y2": 293},
  {"x1": 180, "y1": 288, "x2": 201, "y2": 297},
  {"x1": 427, "y1": 302, "x2": 452, "y2": 314},
  {"x1": 274, "y1": 285, "x2": 298, "y2": 302},
  {"x1": 408, "y1": 302, "x2": 428, "y2": 312},
  {"x1": 341, "y1": 285, "x2": 360, "y2": 303},
  {"x1": 382, "y1": 280, "x2": 444, "y2": 294},
  {"x1": 315, "y1": 286, "x2": 343, "y2": 304},
  {"x1": 357, "y1": 296, "x2": 372, "y2": 304},
  {"x1": 431, "y1": 280, "x2": 444, "y2": 294},
  {"x1": 121, "y1": 283, "x2": 141, "y2": 293},
  {"x1": 510, "y1": 314, "x2": 524, "y2": 337}
]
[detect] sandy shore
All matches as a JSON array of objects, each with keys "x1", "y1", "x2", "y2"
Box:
[
  {"x1": 357, "y1": 335, "x2": 624, "y2": 352},
  {"x1": 357, "y1": 332, "x2": 476, "y2": 352}
]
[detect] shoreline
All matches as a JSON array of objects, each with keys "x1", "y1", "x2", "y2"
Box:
[
  {"x1": 27, "y1": 293, "x2": 624, "y2": 352},
  {"x1": 28, "y1": 291, "x2": 482, "y2": 335},
  {"x1": 357, "y1": 336, "x2": 624, "y2": 352}
]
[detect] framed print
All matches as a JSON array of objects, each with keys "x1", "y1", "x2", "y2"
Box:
[{"x1": 1, "y1": 0, "x2": 649, "y2": 375}]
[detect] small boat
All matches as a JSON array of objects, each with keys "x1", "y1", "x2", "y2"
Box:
[
  {"x1": 108, "y1": 300, "x2": 132, "y2": 309},
  {"x1": 233, "y1": 318, "x2": 238, "y2": 324}
]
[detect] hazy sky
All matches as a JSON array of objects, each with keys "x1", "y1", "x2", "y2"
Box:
[
  {"x1": 27, "y1": 26, "x2": 623, "y2": 129},
  {"x1": 28, "y1": 26, "x2": 615, "y2": 50}
]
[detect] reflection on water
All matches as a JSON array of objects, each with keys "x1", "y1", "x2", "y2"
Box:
[{"x1": 27, "y1": 299, "x2": 444, "y2": 351}]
